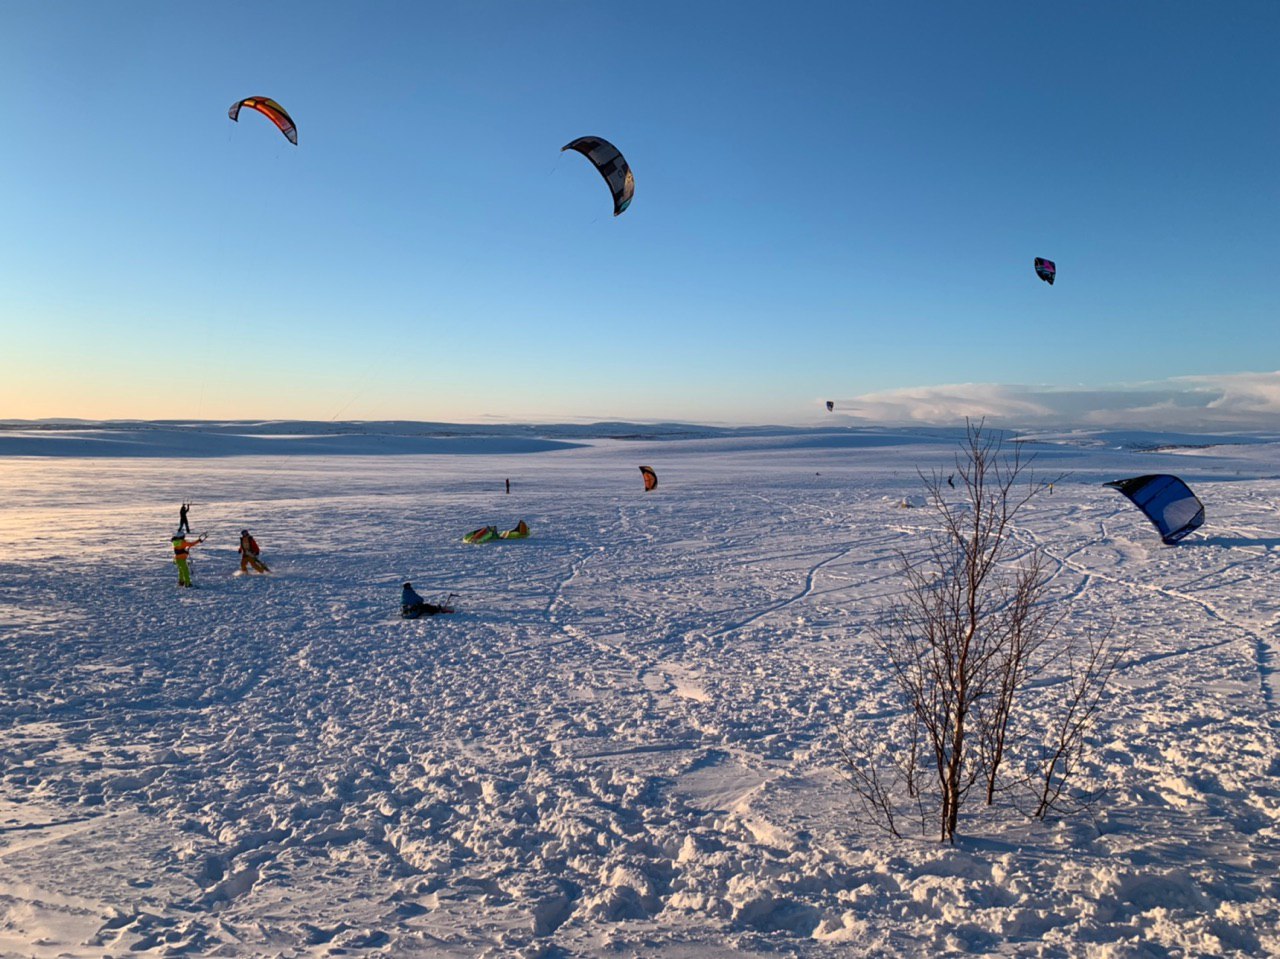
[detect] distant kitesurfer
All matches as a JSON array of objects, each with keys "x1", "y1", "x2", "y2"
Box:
[
  {"x1": 947, "y1": 474, "x2": 955, "y2": 489},
  {"x1": 178, "y1": 502, "x2": 191, "y2": 534},
  {"x1": 172, "y1": 531, "x2": 204, "y2": 588},
  {"x1": 401, "y1": 582, "x2": 453, "y2": 618},
  {"x1": 238, "y1": 529, "x2": 269, "y2": 574}
]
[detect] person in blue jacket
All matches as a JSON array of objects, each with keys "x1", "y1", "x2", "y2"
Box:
[{"x1": 401, "y1": 582, "x2": 453, "y2": 618}]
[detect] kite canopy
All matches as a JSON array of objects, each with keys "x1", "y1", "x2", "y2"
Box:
[
  {"x1": 1104, "y1": 474, "x2": 1204, "y2": 544},
  {"x1": 639, "y1": 465, "x2": 657, "y2": 491},
  {"x1": 462, "y1": 525, "x2": 498, "y2": 544},
  {"x1": 499, "y1": 520, "x2": 530, "y2": 540},
  {"x1": 562, "y1": 136, "x2": 634, "y2": 215},
  {"x1": 826, "y1": 401, "x2": 835, "y2": 412},
  {"x1": 1034, "y1": 257, "x2": 1056, "y2": 285},
  {"x1": 228, "y1": 97, "x2": 298, "y2": 145}
]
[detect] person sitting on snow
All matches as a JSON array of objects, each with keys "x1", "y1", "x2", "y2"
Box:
[
  {"x1": 238, "y1": 529, "x2": 270, "y2": 574},
  {"x1": 401, "y1": 582, "x2": 452, "y2": 618}
]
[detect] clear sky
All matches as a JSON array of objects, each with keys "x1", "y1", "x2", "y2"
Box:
[{"x1": 1, "y1": 1, "x2": 1276, "y2": 426}]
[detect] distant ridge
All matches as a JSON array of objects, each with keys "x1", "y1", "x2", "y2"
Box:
[{"x1": 1, "y1": 420, "x2": 1275, "y2": 459}]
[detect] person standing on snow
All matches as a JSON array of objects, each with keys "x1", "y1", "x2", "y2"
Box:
[
  {"x1": 171, "y1": 531, "x2": 204, "y2": 588},
  {"x1": 178, "y1": 502, "x2": 191, "y2": 535},
  {"x1": 238, "y1": 529, "x2": 270, "y2": 574}
]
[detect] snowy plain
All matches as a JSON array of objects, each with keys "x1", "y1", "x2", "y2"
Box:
[{"x1": 0, "y1": 422, "x2": 1277, "y2": 958}]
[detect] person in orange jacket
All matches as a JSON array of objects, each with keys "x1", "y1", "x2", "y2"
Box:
[
  {"x1": 171, "y1": 531, "x2": 204, "y2": 587},
  {"x1": 238, "y1": 529, "x2": 269, "y2": 574}
]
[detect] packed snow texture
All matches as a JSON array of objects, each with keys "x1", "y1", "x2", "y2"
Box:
[{"x1": 1, "y1": 425, "x2": 1277, "y2": 957}]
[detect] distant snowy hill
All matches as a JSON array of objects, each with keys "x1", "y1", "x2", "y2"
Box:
[{"x1": 2, "y1": 419, "x2": 1276, "y2": 459}]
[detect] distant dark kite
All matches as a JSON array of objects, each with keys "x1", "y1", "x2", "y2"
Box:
[{"x1": 562, "y1": 136, "x2": 634, "y2": 216}]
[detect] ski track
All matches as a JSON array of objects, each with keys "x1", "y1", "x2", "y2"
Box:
[
  {"x1": 1027, "y1": 516, "x2": 1280, "y2": 714},
  {"x1": 703, "y1": 543, "x2": 858, "y2": 641},
  {"x1": 0, "y1": 443, "x2": 1278, "y2": 957}
]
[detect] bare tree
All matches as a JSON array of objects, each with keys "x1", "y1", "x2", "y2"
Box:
[
  {"x1": 1030, "y1": 626, "x2": 1127, "y2": 818},
  {"x1": 972, "y1": 547, "x2": 1058, "y2": 806},
  {"x1": 855, "y1": 420, "x2": 1072, "y2": 842},
  {"x1": 837, "y1": 726, "x2": 907, "y2": 839}
]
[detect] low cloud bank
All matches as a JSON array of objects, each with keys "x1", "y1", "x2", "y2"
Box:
[{"x1": 832, "y1": 371, "x2": 1280, "y2": 430}]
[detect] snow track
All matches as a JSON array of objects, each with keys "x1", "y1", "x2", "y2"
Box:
[{"x1": 1, "y1": 438, "x2": 1278, "y2": 956}]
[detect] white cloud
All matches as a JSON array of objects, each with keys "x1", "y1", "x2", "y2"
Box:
[{"x1": 830, "y1": 372, "x2": 1280, "y2": 430}]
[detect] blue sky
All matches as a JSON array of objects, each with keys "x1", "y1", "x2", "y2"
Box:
[{"x1": 1, "y1": 1, "x2": 1276, "y2": 426}]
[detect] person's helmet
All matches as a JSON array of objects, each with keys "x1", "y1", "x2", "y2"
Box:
[
  {"x1": 403, "y1": 582, "x2": 412, "y2": 589},
  {"x1": 241, "y1": 530, "x2": 249, "y2": 536}
]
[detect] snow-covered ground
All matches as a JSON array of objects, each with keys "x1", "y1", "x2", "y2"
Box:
[{"x1": 1, "y1": 425, "x2": 1277, "y2": 957}]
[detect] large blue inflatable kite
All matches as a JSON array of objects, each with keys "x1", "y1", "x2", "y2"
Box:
[{"x1": 1104, "y1": 474, "x2": 1204, "y2": 544}]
